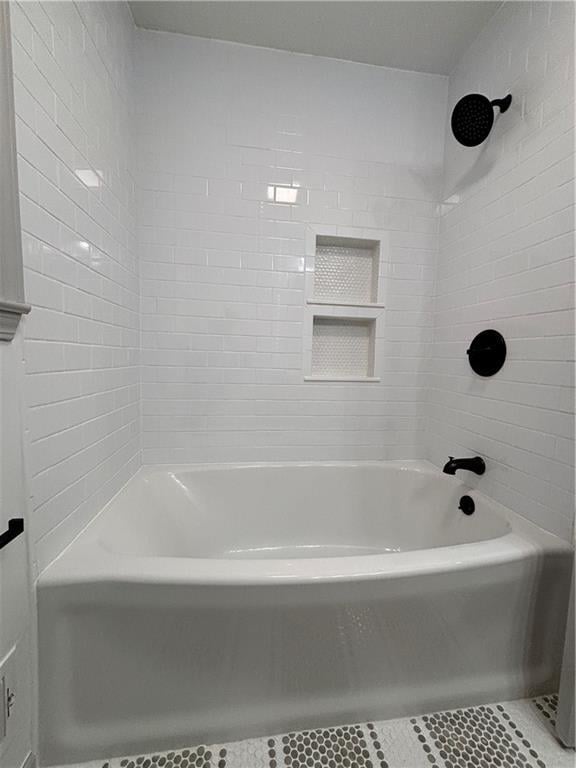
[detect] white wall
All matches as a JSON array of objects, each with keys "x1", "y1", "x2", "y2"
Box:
[
  {"x1": 427, "y1": 2, "x2": 575, "y2": 540},
  {"x1": 10, "y1": 1, "x2": 140, "y2": 573},
  {"x1": 136, "y1": 32, "x2": 447, "y2": 464},
  {"x1": 8, "y1": 1, "x2": 574, "y2": 571},
  {"x1": 0, "y1": 331, "x2": 34, "y2": 768}
]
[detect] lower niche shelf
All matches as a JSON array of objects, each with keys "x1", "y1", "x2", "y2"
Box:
[
  {"x1": 304, "y1": 375, "x2": 381, "y2": 382},
  {"x1": 310, "y1": 316, "x2": 376, "y2": 380}
]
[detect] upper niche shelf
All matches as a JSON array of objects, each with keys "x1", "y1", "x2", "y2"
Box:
[{"x1": 311, "y1": 236, "x2": 381, "y2": 306}]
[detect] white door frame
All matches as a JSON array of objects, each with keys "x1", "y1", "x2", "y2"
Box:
[
  {"x1": 0, "y1": 4, "x2": 34, "y2": 768},
  {"x1": 557, "y1": 567, "x2": 574, "y2": 747},
  {"x1": 0, "y1": 1, "x2": 30, "y2": 341}
]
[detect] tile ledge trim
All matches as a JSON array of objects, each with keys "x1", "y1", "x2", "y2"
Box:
[
  {"x1": 0, "y1": 299, "x2": 31, "y2": 342},
  {"x1": 307, "y1": 299, "x2": 386, "y2": 308},
  {"x1": 304, "y1": 376, "x2": 381, "y2": 382}
]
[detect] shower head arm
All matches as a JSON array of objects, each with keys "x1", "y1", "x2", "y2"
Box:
[{"x1": 490, "y1": 94, "x2": 512, "y2": 113}]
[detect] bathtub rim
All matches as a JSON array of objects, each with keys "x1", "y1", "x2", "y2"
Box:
[{"x1": 38, "y1": 460, "x2": 572, "y2": 588}]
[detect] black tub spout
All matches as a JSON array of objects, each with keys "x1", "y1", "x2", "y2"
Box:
[{"x1": 443, "y1": 456, "x2": 486, "y2": 476}]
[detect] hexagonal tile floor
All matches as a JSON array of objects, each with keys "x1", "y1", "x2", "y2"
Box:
[{"x1": 55, "y1": 695, "x2": 573, "y2": 768}]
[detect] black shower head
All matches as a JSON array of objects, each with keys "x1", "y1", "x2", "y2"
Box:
[{"x1": 451, "y1": 93, "x2": 512, "y2": 147}]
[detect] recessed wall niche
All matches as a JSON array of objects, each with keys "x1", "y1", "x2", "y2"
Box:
[
  {"x1": 310, "y1": 317, "x2": 376, "y2": 379},
  {"x1": 313, "y1": 236, "x2": 380, "y2": 305},
  {"x1": 304, "y1": 233, "x2": 384, "y2": 381}
]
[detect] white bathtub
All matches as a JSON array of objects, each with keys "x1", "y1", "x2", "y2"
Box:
[{"x1": 38, "y1": 461, "x2": 572, "y2": 765}]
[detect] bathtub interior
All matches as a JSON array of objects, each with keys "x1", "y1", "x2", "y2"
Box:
[{"x1": 96, "y1": 464, "x2": 511, "y2": 559}]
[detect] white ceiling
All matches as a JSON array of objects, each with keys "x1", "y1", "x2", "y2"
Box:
[{"x1": 129, "y1": 1, "x2": 501, "y2": 76}]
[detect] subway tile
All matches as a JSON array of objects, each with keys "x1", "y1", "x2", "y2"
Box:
[
  {"x1": 137, "y1": 13, "x2": 444, "y2": 473},
  {"x1": 430, "y1": 1, "x2": 574, "y2": 540},
  {"x1": 12, "y1": 1, "x2": 140, "y2": 572},
  {"x1": 12, "y1": 0, "x2": 575, "y2": 577}
]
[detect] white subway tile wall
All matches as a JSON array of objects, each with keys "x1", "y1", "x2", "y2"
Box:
[
  {"x1": 136, "y1": 32, "x2": 447, "y2": 465},
  {"x1": 427, "y1": 2, "x2": 575, "y2": 539},
  {"x1": 10, "y1": 1, "x2": 140, "y2": 572},
  {"x1": 9, "y1": 0, "x2": 574, "y2": 571}
]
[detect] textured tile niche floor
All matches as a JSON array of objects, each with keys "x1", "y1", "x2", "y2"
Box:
[{"x1": 63, "y1": 695, "x2": 573, "y2": 768}]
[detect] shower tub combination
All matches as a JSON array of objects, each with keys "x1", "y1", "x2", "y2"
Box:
[{"x1": 38, "y1": 461, "x2": 572, "y2": 765}]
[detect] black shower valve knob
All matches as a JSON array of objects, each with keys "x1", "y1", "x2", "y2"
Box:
[{"x1": 467, "y1": 329, "x2": 506, "y2": 377}]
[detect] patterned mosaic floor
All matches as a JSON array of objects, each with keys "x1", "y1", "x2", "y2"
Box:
[{"x1": 66, "y1": 695, "x2": 573, "y2": 768}]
